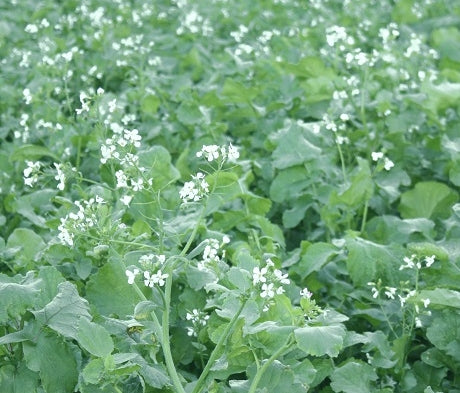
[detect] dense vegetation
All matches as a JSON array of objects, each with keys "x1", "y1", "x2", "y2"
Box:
[{"x1": 1, "y1": 0, "x2": 460, "y2": 392}]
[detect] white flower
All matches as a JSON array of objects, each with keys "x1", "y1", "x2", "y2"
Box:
[
  {"x1": 400, "y1": 255, "x2": 416, "y2": 270},
  {"x1": 423, "y1": 298, "x2": 430, "y2": 308},
  {"x1": 383, "y1": 157, "x2": 394, "y2": 171},
  {"x1": 274, "y1": 269, "x2": 290, "y2": 285},
  {"x1": 149, "y1": 270, "x2": 168, "y2": 287},
  {"x1": 124, "y1": 128, "x2": 142, "y2": 148},
  {"x1": 115, "y1": 170, "x2": 128, "y2": 188},
  {"x1": 120, "y1": 195, "x2": 133, "y2": 206},
  {"x1": 424, "y1": 255, "x2": 435, "y2": 267},
  {"x1": 260, "y1": 283, "x2": 275, "y2": 298},
  {"x1": 131, "y1": 178, "x2": 144, "y2": 192},
  {"x1": 384, "y1": 287, "x2": 397, "y2": 300},
  {"x1": 371, "y1": 151, "x2": 384, "y2": 161},
  {"x1": 227, "y1": 143, "x2": 240, "y2": 160},
  {"x1": 252, "y1": 267, "x2": 267, "y2": 285},
  {"x1": 300, "y1": 288, "x2": 312, "y2": 299},
  {"x1": 125, "y1": 268, "x2": 140, "y2": 284},
  {"x1": 54, "y1": 163, "x2": 66, "y2": 190}
]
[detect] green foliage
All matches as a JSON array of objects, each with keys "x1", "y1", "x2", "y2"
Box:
[{"x1": 1, "y1": 0, "x2": 460, "y2": 392}]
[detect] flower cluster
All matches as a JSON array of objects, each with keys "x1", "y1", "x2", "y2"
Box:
[
  {"x1": 371, "y1": 151, "x2": 394, "y2": 171},
  {"x1": 197, "y1": 236, "x2": 230, "y2": 270},
  {"x1": 179, "y1": 172, "x2": 209, "y2": 204},
  {"x1": 399, "y1": 254, "x2": 435, "y2": 270},
  {"x1": 57, "y1": 196, "x2": 106, "y2": 246},
  {"x1": 367, "y1": 252, "x2": 436, "y2": 328},
  {"x1": 185, "y1": 309, "x2": 210, "y2": 337},
  {"x1": 23, "y1": 161, "x2": 41, "y2": 187},
  {"x1": 196, "y1": 143, "x2": 239, "y2": 163},
  {"x1": 125, "y1": 253, "x2": 168, "y2": 289},
  {"x1": 252, "y1": 259, "x2": 290, "y2": 310}
]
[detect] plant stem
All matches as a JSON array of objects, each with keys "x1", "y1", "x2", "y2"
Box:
[
  {"x1": 191, "y1": 300, "x2": 246, "y2": 393},
  {"x1": 360, "y1": 199, "x2": 369, "y2": 233},
  {"x1": 160, "y1": 270, "x2": 187, "y2": 393},
  {"x1": 248, "y1": 335, "x2": 294, "y2": 393}
]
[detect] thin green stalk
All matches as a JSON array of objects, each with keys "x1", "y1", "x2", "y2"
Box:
[
  {"x1": 160, "y1": 270, "x2": 186, "y2": 393},
  {"x1": 360, "y1": 199, "x2": 369, "y2": 233},
  {"x1": 191, "y1": 300, "x2": 246, "y2": 393},
  {"x1": 248, "y1": 336, "x2": 294, "y2": 393},
  {"x1": 336, "y1": 141, "x2": 348, "y2": 184}
]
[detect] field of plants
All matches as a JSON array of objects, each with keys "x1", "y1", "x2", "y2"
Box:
[{"x1": 1, "y1": 0, "x2": 460, "y2": 392}]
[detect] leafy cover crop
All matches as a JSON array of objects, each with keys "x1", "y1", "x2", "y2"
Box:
[{"x1": 1, "y1": 0, "x2": 460, "y2": 392}]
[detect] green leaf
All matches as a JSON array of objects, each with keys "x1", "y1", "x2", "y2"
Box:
[
  {"x1": 331, "y1": 158, "x2": 373, "y2": 207},
  {"x1": 426, "y1": 311, "x2": 460, "y2": 362},
  {"x1": 186, "y1": 265, "x2": 218, "y2": 291},
  {"x1": 271, "y1": 123, "x2": 321, "y2": 169},
  {"x1": 82, "y1": 358, "x2": 105, "y2": 385},
  {"x1": 221, "y1": 79, "x2": 258, "y2": 104},
  {"x1": 418, "y1": 288, "x2": 460, "y2": 309},
  {"x1": 399, "y1": 181, "x2": 458, "y2": 219},
  {"x1": 86, "y1": 259, "x2": 139, "y2": 318},
  {"x1": 0, "y1": 363, "x2": 39, "y2": 393},
  {"x1": 0, "y1": 273, "x2": 41, "y2": 324},
  {"x1": 140, "y1": 94, "x2": 160, "y2": 115},
  {"x1": 77, "y1": 318, "x2": 114, "y2": 358},
  {"x1": 290, "y1": 242, "x2": 338, "y2": 279},
  {"x1": 227, "y1": 267, "x2": 251, "y2": 293},
  {"x1": 35, "y1": 266, "x2": 65, "y2": 308},
  {"x1": 6, "y1": 228, "x2": 45, "y2": 262},
  {"x1": 269, "y1": 166, "x2": 310, "y2": 203},
  {"x1": 295, "y1": 324, "x2": 346, "y2": 357},
  {"x1": 177, "y1": 101, "x2": 203, "y2": 125},
  {"x1": 33, "y1": 281, "x2": 91, "y2": 340},
  {"x1": 330, "y1": 361, "x2": 378, "y2": 393},
  {"x1": 10, "y1": 144, "x2": 60, "y2": 161},
  {"x1": 138, "y1": 145, "x2": 180, "y2": 189},
  {"x1": 24, "y1": 333, "x2": 79, "y2": 393}
]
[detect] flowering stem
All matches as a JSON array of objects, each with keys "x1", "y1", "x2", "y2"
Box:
[
  {"x1": 191, "y1": 299, "x2": 246, "y2": 393},
  {"x1": 160, "y1": 269, "x2": 186, "y2": 393},
  {"x1": 360, "y1": 199, "x2": 369, "y2": 233},
  {"x1": 247, "y1": 335, "x2": 294, "y2": 393}
]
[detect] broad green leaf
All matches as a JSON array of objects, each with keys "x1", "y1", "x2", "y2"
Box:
[
  {"x1": 33, "y1": 281, "x2": 91, "y2": 340},
  {"x1": 330, "y1": 361, "x2": 378, "y2": 393},
  {"x1": 138, "y1": 145, "x2": 180, "y2": 189},
  {"x1": 271, "y1": 123, "x2": 321, "y2": 169},
  {"x1": 135, "y1": 359, "x2": 170, "y2": 389},
  {"x1": 82, "y1": 358, "x2": 104, "y2": 385},
  {"x1": 426, "y1": 311, "x2": 460, "y2": 362},
  {"x1": 16, "y1": 189, "x2": 57, "y2": 228},
  {"x1": 295, "y1": 324, "x2": 346, "y2": 357},
  {"x1": 86, "y1": 259, "x2": 139, "y2": 318},
  {"x1": 290, "y1": 242, "x2": 338, "y2": 279},
  {"x1": 345, "y1": 236, "x2": 402, "y2": 286},
  {"x1": 140, "y1": 94, "x2": 160, "y2": 115},
  {"x1": 6, "y1": 228, "x2": 45, "y2": 262},
  {"x1": 36, "y1": 266, "x2": 65, "y2": 308},
  {"x1": 221, "y1": 79, "x2": 258, "y2": 104},
  {"x1": 0, "y1": 273, "x2": 41, "y2": 323},
  {"x1": 227, "y1": 267, "x2": 251, "y2": 293},
  {"x1": 432, "y1": 27, "x2": 460, "y2": 62},
  {"x1": 418, "y1": 288, "x2": 460, "y2": 309},
  {"x1": 77, "y1": 318, "x2": 114, "y2": 358},
  {"x1": 9, "y1": 144, "x2": 59, "y2": 161},
  {"x1": 399, "y1": 181, "x2": 458, "y2": 219},
  {"x1": 0, "y1": 363, "x2": 39, "y2": 393},
  {"x1": 186, "y1": 265, "x2": 218, "y2": 291},
  {"x1": 177, "y1": 101, "x2": 203, "y2": 125},
  {"x1": 269, "y1": 166, "x2": 310, "y2": 203},
  {"x1": 24, "y1": 333, "x2": 79, "y2": 393},
  {"x1": 331, "y1": 158, "x2": 373, "y2": 207}
]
